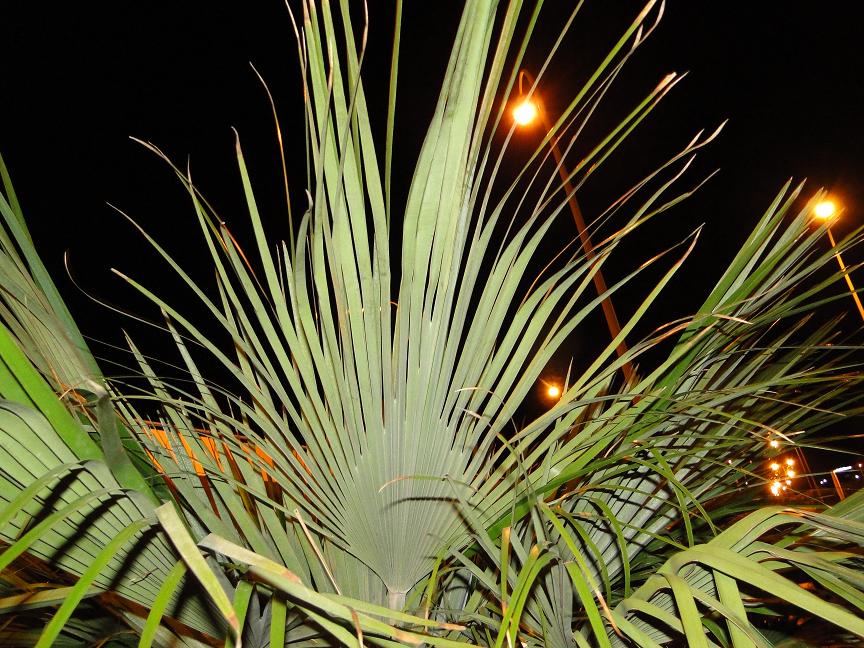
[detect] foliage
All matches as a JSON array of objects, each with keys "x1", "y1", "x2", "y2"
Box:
[{"x1": 2, "y1": 1, "x2": 864, "y2": 646}]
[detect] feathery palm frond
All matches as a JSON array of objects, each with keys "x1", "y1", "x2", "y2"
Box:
[{"x1": 1, "y1": 1, "x2": 863, "y2": 647}]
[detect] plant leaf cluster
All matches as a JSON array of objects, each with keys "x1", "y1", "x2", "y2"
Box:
[{"x1": 1, "y1": 1, "x2": 864, "y2": 646}]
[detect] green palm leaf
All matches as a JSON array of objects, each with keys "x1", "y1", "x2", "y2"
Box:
[{"x1": 1, "y1": 1, "x2": 863, "y2": 646}]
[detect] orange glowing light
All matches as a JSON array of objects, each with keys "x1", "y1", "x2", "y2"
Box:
[
  {"x1": 769, "y1": 439, "x2": 779, "y2": 448},
  {"x1": 547, "y1": 385, "x2": 561, "y2": 399},
  {"x1": 513, "y1": 100, "x2": 539, "y2": 126},
  {"x1": 814, "y1": 200, "x2": 836, "y2": 220}
]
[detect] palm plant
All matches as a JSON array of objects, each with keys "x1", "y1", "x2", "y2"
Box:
[{"x1": 2, "y1": 1, "x2": 864, "y2": 646}]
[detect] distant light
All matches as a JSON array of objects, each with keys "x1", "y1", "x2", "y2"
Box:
[
  {"x1": 513, "y1": 100, "x2": 539, "y2": 126},
  {"x1": 786, "y1": 469, "x2": 795, "y2": 477},
  {"x1": 769, "y1": 439, "x2": 780, "y2": 448},
  {"x1": 770, "y1": 481, "x2": 782, "y2": 496},
  {"x1": 814, "y1": 200, "x2": 836, "y2": 220},
  {"x1": 785, "y1": 458, "x2": 794, "y2": 466},
  {"x1": 547, "y1": 385, "x2": 561, "y2": 399},
  {"x1": 856, "y1": 475, "x2": 861, "y2": 480},
  {"x1": 770, "y1": 463, "x2": 780, "y2": 471},
  {"x1": 834, "y1": 465, "x2": 852, "y2": 473}
]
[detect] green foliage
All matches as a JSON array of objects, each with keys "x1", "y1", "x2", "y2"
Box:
[{"x1": 2, "y1": 1, "x2": 864, "y2": 647}]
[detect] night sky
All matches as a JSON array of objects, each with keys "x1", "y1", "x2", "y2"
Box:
[{"x1": 2, "y1": 2, "x2": 863, "y2": 464}]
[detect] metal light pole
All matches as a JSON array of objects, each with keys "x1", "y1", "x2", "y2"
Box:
[
  {"x1": 814, "y1": 199, "x2": 864, "y2": 323},
  {"x1": 513, "y1": 70, "x2": 635, "y2": 383}
]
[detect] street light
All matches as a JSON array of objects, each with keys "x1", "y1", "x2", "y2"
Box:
[
  {"x1": 539, "y1": 379, "x2": 562, "y2": 404},
  {"x1": 831, "y1": 466, "x2": 848, "y2": 501},
  {"x1": 514, "y1": 70, "x2": 635, "y2": 383},
  {"x1": 512, "y1": 100, "x2": 539, "y2": 126},
  {"x1": 767, "y1": 457, "x2": 798, "y2": 497},
  {"x1": 814, "y1": 200, "x2": 836, "y2": 220},
  {"x1": 766, "y1": 434, "x2": 817, "y2": 492},
  {"x1": 813, "y1": 198, "x2": 864, "y2": 323}
]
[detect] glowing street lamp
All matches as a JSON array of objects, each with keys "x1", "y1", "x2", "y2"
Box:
[
  {"x1": 768, "y1": 457, "x2": 797, "y2": 497},
  {"x1": 539, "y1": 379, "x2": 562, "y2": 405},
  {"x1": 814, "y1": 200, "x2": 836, "y2": 220},
  {"x1": 512, "y1": 99, "x2": 539, "y2": 126},
  {"x1": 513, "y1": 70, "x2": 635, "y2": 383},
  {"x1": 813, "y1": 198, "x2": 864, "y2": 323}
]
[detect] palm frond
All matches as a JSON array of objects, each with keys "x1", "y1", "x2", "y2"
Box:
[{"x1": 1, "y1": 1, "x2": 863, "y2": 646}]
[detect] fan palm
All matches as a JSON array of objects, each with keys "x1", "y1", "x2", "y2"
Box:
[{"x1": 2, "y1": 1, "x2": 864, "y2": 646}]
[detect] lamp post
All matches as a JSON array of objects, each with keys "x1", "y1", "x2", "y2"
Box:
[
  {"x1": 514, "y1": 71, "x2": 635, "y2": 383},
  {"x1": 830, "y1": 467, "x2": 847, "y2": 502},
  {"x1": 813, "y1": 199, "x2": 864, "y2": 323}
]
